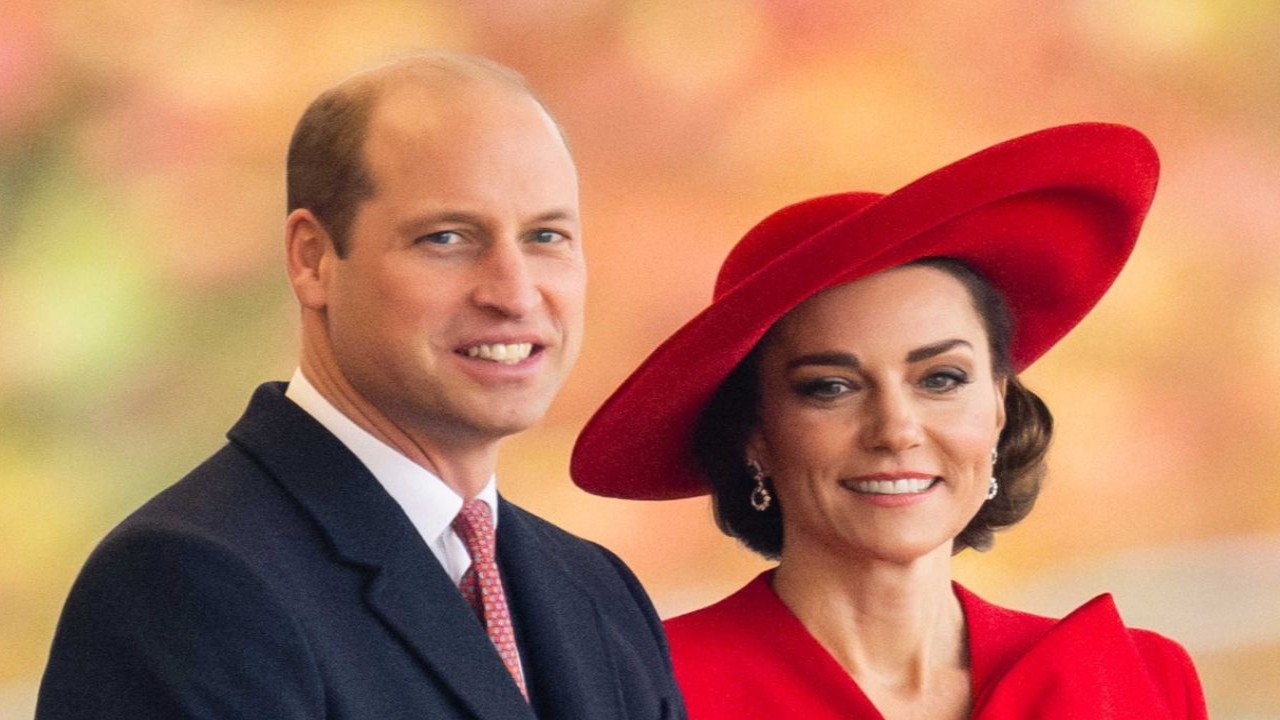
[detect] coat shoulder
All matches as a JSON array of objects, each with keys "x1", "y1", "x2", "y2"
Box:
[{"x1": 1127, "y1": 626, "x2": 1208, "y2": 718}]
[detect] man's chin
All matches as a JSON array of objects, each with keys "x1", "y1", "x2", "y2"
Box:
[
  {"x1": 447, "y1": 395, "x2": 559, "y2": 442},
  {"x1": 477, "y1": 407, "x2": 553, "y2": 439}
]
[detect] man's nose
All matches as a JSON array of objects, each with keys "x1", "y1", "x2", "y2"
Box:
[{"x1": 471, "y1": 240, "x2": 541, "y2": 317}]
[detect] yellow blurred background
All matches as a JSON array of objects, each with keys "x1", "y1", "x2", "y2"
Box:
[{"x1": 3, "y1": 1, "x2": 1278, "y2": 717}]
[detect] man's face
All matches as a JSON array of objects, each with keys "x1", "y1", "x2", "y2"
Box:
[{"x1": 320, "y1": 80, "x2": 584, "y2": 449}]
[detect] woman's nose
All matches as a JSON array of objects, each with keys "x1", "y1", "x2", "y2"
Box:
[{"x1": 859, "y1": 386, "x2": 925, "y2": 453}]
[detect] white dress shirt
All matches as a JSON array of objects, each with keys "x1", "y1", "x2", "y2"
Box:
[{"x1": 285, "y1": 369, "x2": 498, "y2": 586}]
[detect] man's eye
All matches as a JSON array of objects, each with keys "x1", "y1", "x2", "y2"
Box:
[
  {"x1": 531, "y1": 230, "x2": 565, "y2": 244},
  {"x1": 419, "y1": 231, "x2": 461, "y2": 245}
]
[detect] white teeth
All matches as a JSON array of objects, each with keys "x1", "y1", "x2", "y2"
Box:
[
  {"x1": 464, "y1": 343, "x2": 533, "y2": 364},
  {"x1": 851, "y1": 478, "x2": 934, "y2": 495}
]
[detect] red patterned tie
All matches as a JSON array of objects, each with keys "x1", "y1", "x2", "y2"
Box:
[{"x1": 452, "y1": 498, "x2": 528, "y2": 699}]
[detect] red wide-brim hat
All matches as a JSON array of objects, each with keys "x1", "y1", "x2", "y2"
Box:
[{"x1": 572, "y1": 123, "x2": 1159, "y2": 500}]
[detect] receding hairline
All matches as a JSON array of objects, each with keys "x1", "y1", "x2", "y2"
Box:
[
  {"x1": 285, "y1": 51, "x2": 572, "y2": 254},
  {"x1": 344, "y1": 50, "x2": 524, "y2": 91},
  {"x1": 327, "y1": 50, "x2": 565, "y2": 141}
]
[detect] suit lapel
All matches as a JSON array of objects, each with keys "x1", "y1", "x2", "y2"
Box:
[
  {"x1": 227, "y1": 383, "x2": 536, "y2": 720},
  {"x1": 363, "y1": 540, "x2": 535, "y2": 718},
  {"x1": 497, "y1": 501, "x2": 624, "y2": 720}
]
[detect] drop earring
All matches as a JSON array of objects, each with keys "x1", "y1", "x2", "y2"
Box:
[
  {"x1": 746, "y1": 459, "x2": 772, "y2": 512},
  {"x1": 987, "y1": 447, "x2": 999, "y2": 501}
]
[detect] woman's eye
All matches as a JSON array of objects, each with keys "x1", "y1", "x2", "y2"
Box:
[
  {"x1": 795, "y1": 378, "x2": 855, "y2": 399},
  {"x1": 920, "y1": 370, "x2": 969, "y2": 393},
  {"x1": 419, "y1": 231, "x2": 461, "y2": 245}
]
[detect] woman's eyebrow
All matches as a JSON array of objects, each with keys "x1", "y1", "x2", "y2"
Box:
[
  {"x1": 786, "y1": 352, "x2": 859, "y2": 371},
  {"x1": 906, "y1": 338, "x2": 972, "y2": 363},
  {"x1": 784, "y1": 339, "x2": 973, "y2": 370}
]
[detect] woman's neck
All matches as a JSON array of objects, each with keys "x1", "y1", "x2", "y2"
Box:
[{"x1": 771, "y1": 542, "x2": 969, "y2": 714}]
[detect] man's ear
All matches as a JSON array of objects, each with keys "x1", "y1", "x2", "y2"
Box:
[{"x1": 286, "y1": 209, "x2": 336, "y2": 311}]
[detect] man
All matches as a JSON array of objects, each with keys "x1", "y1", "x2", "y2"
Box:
[{"x1": 38, "y1": 53, "x2": 685, "y2": 719}]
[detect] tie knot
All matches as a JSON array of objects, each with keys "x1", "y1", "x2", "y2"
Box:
[{"x1": 452, "y1": 498, "x2": 496, "y2": 562}]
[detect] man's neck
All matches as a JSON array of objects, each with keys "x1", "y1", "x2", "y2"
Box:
[{"x1": 297, "y1": 355, "x2": 498, "y2": 499}]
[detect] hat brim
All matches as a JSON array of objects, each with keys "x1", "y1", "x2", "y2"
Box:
[{"x1": 572, "y1": 123, "x2": 1159, "y2": 500}]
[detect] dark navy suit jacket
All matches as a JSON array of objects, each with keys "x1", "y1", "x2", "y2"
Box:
[{"x1": 38, "y1": 383, "x2": 684, "y2": 719}]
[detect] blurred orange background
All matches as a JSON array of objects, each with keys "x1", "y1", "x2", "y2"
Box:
[{"x1": 3, "y1": 1, "x2": 1278, "y2": 717}]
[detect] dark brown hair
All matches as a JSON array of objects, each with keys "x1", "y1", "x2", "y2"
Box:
[{"x1": 693, "y1": 257, "x2": 1053, "y2": 558}]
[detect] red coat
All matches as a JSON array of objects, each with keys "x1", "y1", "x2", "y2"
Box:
[{"x1": 665, "y1": 572, "x2": 1207, "y2": 719}]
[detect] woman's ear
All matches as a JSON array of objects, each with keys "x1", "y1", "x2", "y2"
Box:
[
  {"x1": 994, "y1": 375, "x2": 1008, "y2": 433},
  {"x1": 745, "y1": 426, "x2": 768, "y2": 472}
]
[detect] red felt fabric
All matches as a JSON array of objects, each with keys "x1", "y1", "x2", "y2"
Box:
[{"x1": 665, "y1": 572, "x2": 1207, "y2": 719}]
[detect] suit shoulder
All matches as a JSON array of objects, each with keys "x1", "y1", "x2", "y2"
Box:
[
  {"x1": 500, "y1": 502, "x2": 660, "y2": 624},
  {"x1": 117, "y1": 441, "x2": 302, "y2": 547},
  {"x1": 40, "y1": 504, "x2": 324, "y2": 717},
  {"x1": 72, "y1": 440, "x2": 323, "y2": 620}
]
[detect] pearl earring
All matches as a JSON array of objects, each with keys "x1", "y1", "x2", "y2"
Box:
[{"x1": 987, "y1": 447, "x2": 999, "y2": 500}]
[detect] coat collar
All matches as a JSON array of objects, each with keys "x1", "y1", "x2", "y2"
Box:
[
  {"x1": 960, "y1": 587, "x2": 1178, "y2": 718},
  {"x1": 709, "y1": 572, "x2": 1181, "y2": 718},
  {"x1": 226, "y1": 382, "x2": 536, "y2": 720}
]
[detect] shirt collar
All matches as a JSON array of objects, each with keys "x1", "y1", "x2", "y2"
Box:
[{"x1": 284, "y1": 369, "x2": 499, "y2": 546}]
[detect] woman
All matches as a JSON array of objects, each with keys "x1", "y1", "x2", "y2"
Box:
[{"x1": 571, "y1": 124, "x2": 1207, "y2": 718}]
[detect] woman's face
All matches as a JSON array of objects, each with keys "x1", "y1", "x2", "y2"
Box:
[{"x1": 749, "y1": 264, "x2": 1006, "y2": 565}]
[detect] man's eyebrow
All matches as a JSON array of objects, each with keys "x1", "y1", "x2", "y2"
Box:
[
  {"x1": 529, "y1": 208, "x2": 578, "y2": 224},
  {"x1": 395, "y1": 211, "x2": 484, "y2": 234},
  {"x1": 431, "y1": 211, "x2": 486, "y2": 225},
  {"x1": 398, "y1": 209, "x2": 578, "y2": 233},
  {"x1": 906, "y1": 338, "x2": 972, "y2": 363}
]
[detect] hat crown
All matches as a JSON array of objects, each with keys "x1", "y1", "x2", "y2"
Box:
[{"x1": 715, "y1": 192, "x2": 884, "y2": 300}]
